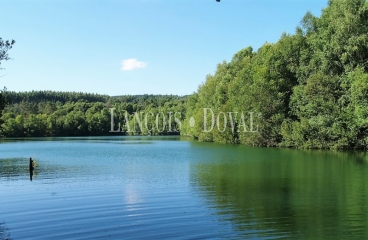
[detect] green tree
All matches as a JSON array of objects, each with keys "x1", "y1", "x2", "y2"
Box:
[{"x1": 0, "y1": 38, "x2": 15, "y2": 123}]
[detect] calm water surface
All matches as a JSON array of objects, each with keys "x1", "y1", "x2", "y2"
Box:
[{"x1": 1, "y1": 136, "x2": 368, "y2": 239}]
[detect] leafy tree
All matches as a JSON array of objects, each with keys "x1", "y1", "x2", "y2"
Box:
[
  {"x1": 181, "y1": 0, "x2": 368, "y2": 150},
  {"x1": 0, "y1": 38, "x2": 15, "y2": 123}
]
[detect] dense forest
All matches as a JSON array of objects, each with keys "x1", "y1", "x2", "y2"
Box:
[
  {"x1": 1, "y1": 0, "x2": 368, "y2": 150},
  {"x1": 180, "y1": 0, "x2": 368, "y2": 150},
  {"x1": 0, "y1": 91, "x2": 186, "y2": 137}
]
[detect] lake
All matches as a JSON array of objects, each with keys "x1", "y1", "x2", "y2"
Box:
[{"x1": 1, "y1": 136, "x2": 368, "y2": 239}]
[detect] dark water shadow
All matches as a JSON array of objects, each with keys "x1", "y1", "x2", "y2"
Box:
[
  {"x1": 0, "y1": 222, "x2": 11, "y2": 240},
  {"x1": 190, "y1": 145, "x2": 368, "y2": 239}
]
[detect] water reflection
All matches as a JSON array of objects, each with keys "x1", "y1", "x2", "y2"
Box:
[
  {"x1": 0, "y1": 135, "x2": 181, "y2": 144},
  {"x1": 0, "y1": 158, "x2": 40, "y2": 181},
  {"x1": 29, "y1": 168, "x2": 33, "y2": 181},
  {"x1": 0, "y1": 158, "x2": 28, "y2": 180},
  {"x1": 0, "y1": 157, "x2": 76, "y2": 182},
  {"x1": 191, "y1": 146, "x2": 368, "y2": 239},
  {"x1": 0, "y1": 222, "x2": 11, "y2": 240}
]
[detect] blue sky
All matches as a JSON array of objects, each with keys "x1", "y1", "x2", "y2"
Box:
[{"x1": 2, "y1": 0, "x2": 327, "y2": 96}]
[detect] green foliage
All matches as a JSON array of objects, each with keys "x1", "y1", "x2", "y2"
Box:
[
  {"x1": 0, "y1": 91, "x2": 187, "y2": 137},
  {"x1": 0, "y1": 37, "x2": 15, "y2": 120},
  {"x1": 7, "y1": 91, "x2": 109, "y2": 105},
  {"x1": 181, "y1": 0, "x2": 368, "y2": 150}
]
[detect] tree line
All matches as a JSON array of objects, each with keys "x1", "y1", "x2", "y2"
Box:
[
  {"x1": 1, "y1": 0, "x2": 368, "y2": 150},
  {"x1": 180, "y1": 0, "x2": 368, "y2": 150},
  {"x1": 0, "y1": 92, "x2": 186, "y2": 137}
]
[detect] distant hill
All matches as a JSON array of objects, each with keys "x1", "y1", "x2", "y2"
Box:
[
  {"x1": 6, "y1": 91, "x2": 188, "y2": 105},
  {"x1": 7, "y1": 91, "x2": 109, "y2": 104}
]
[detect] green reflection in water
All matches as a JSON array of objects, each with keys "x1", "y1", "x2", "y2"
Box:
[
  {"x1": 191, "y1": 143, "x2": 368, "y2": 239},
  {"x1": 0, "y1": 158, "x2": 30, "y2": 180},
  {"x1": 0, "y1": 157, "x2": 42, "y2": 181},
  {"x1": 0, "y1": 157, "x2": 72, "y2": 181}
]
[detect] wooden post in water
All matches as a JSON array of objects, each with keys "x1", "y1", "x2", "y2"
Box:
[
  {"x1": 29, "y1": 157, "x2": 34, "y2": 181},
  {"x1": 29, "y1": 158, "x2": 34, "y2": 171}
]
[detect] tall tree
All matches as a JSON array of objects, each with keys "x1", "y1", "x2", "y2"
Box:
[{"x1": 0, "y1": 38, "x2": 15, "y2": 120}]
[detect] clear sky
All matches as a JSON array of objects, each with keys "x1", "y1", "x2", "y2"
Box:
[{"x1": 1, "y1": 0, "x2": 328, "y2": 96}]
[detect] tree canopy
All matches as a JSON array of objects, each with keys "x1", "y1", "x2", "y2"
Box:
[
  {"x1": 180, "y1": 0, "x2": 368, "y2": 150},
  {"x1": 0, "y1": 92, "x2": 186, "y2": 137},
  {"x1": 0, "y1": 38, "x2": 15, "y2": 121}
]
